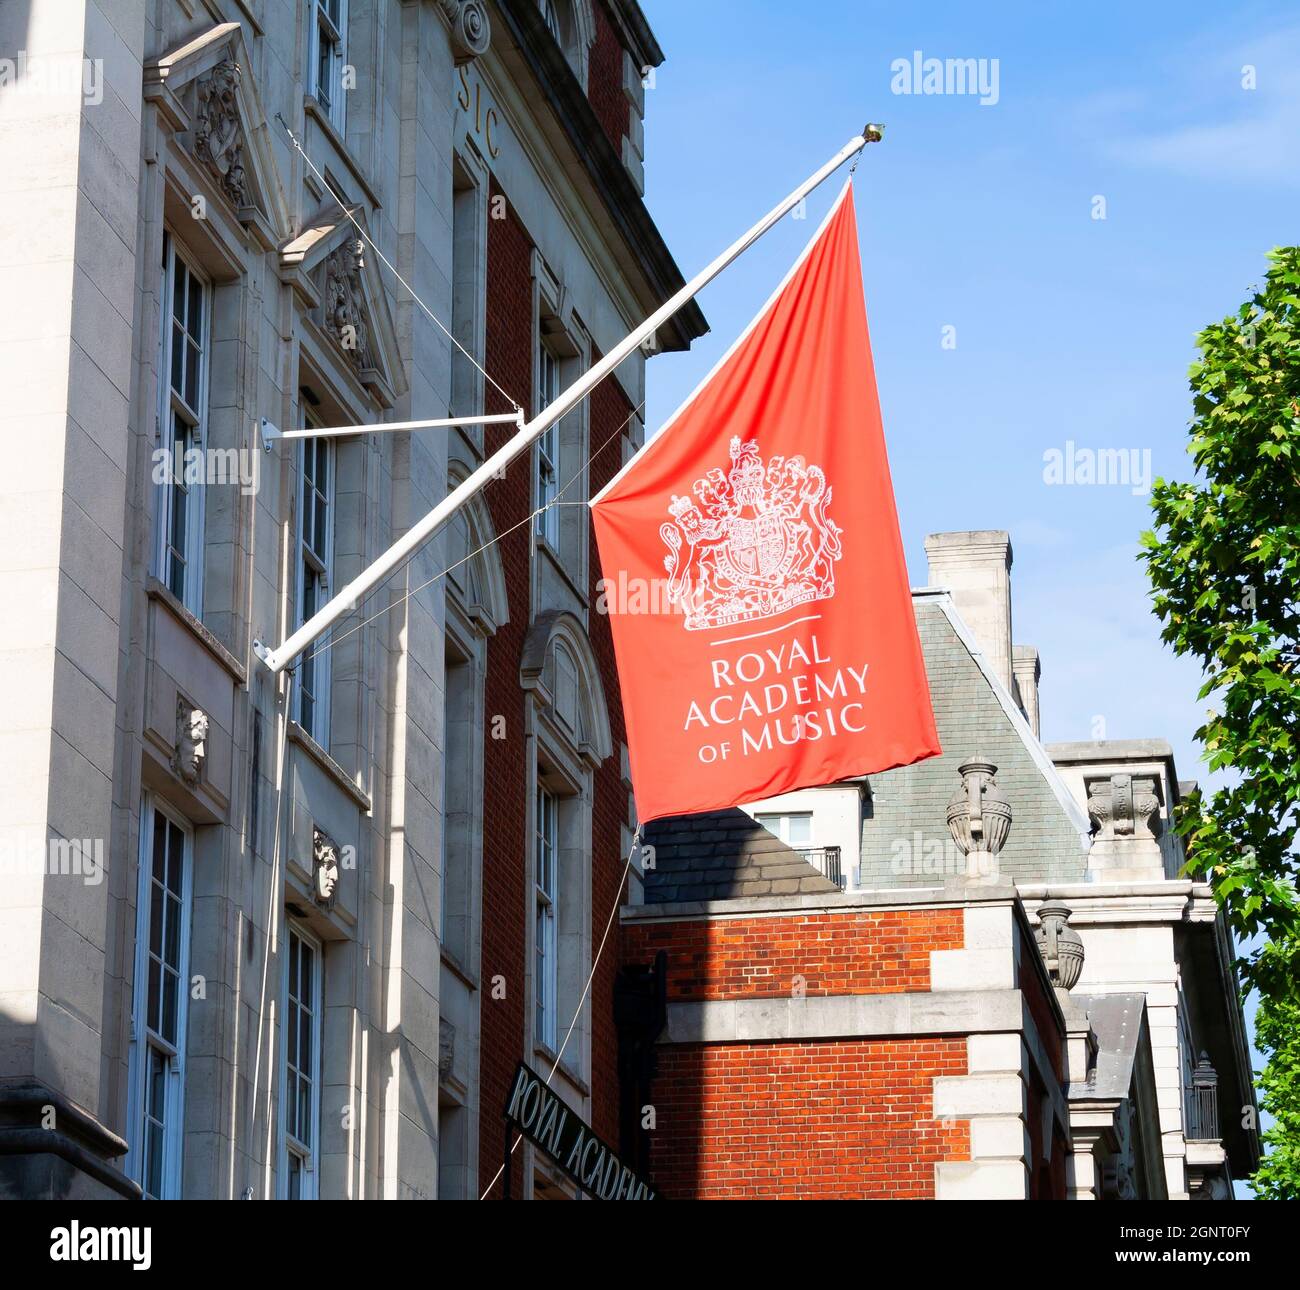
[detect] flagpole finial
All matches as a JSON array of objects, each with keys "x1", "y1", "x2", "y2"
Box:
[{"x1": 863, "y1": 123, "x2": 885, "y2": 144}]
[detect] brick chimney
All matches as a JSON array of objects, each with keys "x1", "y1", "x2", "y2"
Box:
[{"x1": 925, "y1": 531, "x2": 1015, "y2": 694}]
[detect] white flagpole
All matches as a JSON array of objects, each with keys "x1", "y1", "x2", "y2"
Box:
[
  {"x1": 258, "y1": 126, "x2": 882, "y2": 673},
  {"x1": 259, "y1": 411, "x2": 524, "y2": 443}
]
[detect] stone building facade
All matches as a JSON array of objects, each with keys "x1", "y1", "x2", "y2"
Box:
[{"x1": 0, "y1": 0, "x2": 703, "y2": 1199}]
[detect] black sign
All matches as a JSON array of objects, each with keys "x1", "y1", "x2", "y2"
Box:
[{"x1": 504, "y1": 1060, "x2": 657, "y2": 1200}]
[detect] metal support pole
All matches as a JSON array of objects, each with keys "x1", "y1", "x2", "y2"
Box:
[
  {"x1": 258, "y1": 411, "x2": 524, "y2": 446},
  {"x1": 258, "y1": 126, "x2": 882, "y2": 673},
  {"x1": 503, "y1": 1123, "x2": 513, "y2": 1200}
]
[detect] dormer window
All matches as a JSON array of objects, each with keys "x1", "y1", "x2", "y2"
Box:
[
  {"x1": 540, "y1": 0, "x2": 564, "y2": 44},
  {"x1": 536, "y1": 0, "x2": 594, "y2": 88}
]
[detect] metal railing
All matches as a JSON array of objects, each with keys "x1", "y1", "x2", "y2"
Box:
[
  {"x1": 796, "y1": 845, "x2": 844, "y2": 890},
  {"x1": 1185, "y1": 1053, "x2": 1220, "y2": 1141},
  {"x1": 1185, "y1": 1084, "x2": 1220, "y2": 1141}
]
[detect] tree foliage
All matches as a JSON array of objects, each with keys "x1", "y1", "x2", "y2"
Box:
[
  {"x1": 1141, "y1": 245, "x2": 1300, "y2": 1199},
  {"x1": 1252, "y1": 992, "x2": 1300, "y2": 1200}
]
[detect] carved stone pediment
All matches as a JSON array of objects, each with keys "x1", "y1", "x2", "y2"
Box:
[
  {"x1": 320, "y1": 238, "x2": 378, "y2": 375},
  {"x1": 279, "y1": 207, "x2": 406, "y2": 408},
  {"x1": 144, "y1": 22, "x2": 289, "y2": 250},
  {"x1": 192, "y1": 58, "x2": 248, "y2": 209}
]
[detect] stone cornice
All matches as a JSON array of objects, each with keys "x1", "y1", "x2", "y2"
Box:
[
  {"x1": 603, "y1": 0, "x2": 665, "y2": 70},
  {"x1": 1017, "y1": 880, "x2": 1218, "y2": 925},
  {"x1": 489, "y1": 0, "x2": 706, "y2": 352},
  {"x1": 287, "y1": 720, "x2": 373, "y2": 812},
  {"x1": 146, "y1": 576, "x2": 248, "y2": 685},
  {"x1": 661, "y1": 988, "x2": 1028, "y2": 1045},
  {"x1": 621, "y1": 883, "x2": 1021, "y2": 925}
]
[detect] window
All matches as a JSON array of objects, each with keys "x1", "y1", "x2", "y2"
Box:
[
  {"x1": 534, "y1": 343, "x2": 560, "y2": 547},
  {"x1": 755, "y1": 812, "x2": 814, "y2": 849},
  {"x1": 281, "y1": 924, "x2": 323, "y2": 1199},
  {"x1": 441, "y1": 644, "x2": 474, "y2": 962},
  {"x1": 310, "y1": 0, "x2": 348, "y2": 131},
  {"x1": 536, "y1": 0, "x2": 595, "y2": 87},
  {"x1": 127, "y1": 799, "x2": 193, "y2": 1199},
  {"x1": 540, "y1": 0, "x2": 564, "y2": 44},
  {"x1": 553, "y1": 642, "x2": 579, "y2": 737},
  {"x1": 296, "y1": 408, "x2": 334, "y2": 743},
  {"x1": 156, "y1": 235, "x2": 209, "y2": 614},
  {"x1": 534, "y1": 782, "x2": 558, "y2": 1050},
  {"x1": 450, "y1": 161, "x2": 487, "y2": 434}
]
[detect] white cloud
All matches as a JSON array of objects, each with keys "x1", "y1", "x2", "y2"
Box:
[{"x1": 1087, "y1": 26, "x2": 1300, "y2": 185}]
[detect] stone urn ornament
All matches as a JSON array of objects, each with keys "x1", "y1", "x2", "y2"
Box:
[
  {"x1": 1035, "y1": 902, "x2": 1085, "y2": 990},
  {"x1": 946, "y1": 758, "x2": 1012, "y2": 880}
]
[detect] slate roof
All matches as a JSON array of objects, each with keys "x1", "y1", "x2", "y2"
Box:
[
  {"x1": 855, "y1": 593, "x2": 1092, "y2": 889},
  {"x1": 640, "y1": 809, "x2": 841, "y2": 904}
]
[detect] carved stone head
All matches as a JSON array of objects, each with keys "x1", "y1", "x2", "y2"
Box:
[
  {"x1": 312, "y1": 826, "x2": 340, "y2": 909},
  {"x1": 173, "y1": 700, "x2": 209, "y2": 785}
]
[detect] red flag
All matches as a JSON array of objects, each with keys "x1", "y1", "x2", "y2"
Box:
[{"x1": 591, "y1": 183, "x2": 939, "y2": 823}]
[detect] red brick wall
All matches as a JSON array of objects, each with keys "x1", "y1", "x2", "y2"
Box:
[
  {"x1": 587, "y1": 2, "x2": 629, "y2": 152},
  {"x1": 476, "y1": 187, "x2": 635, "y2": 1189},
  {"x1": 623, "y1": 909, "x2": 965, "y2": 1000},
  {"x1": 651, "y1": 1040, "x2": 970, "y2": 1199},
  {"x1": 622, "y1": 906, "x2": 973, "y2": 1198},
  {"x1": 477, "y1": 179, "x2": 535, "y2": 1199},
  {"x1": 587, "y1": 353, "x2": 634, "y2": 1144}
]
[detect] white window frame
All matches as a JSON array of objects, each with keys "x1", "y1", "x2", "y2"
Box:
[
  {"x1": 540, "y1": 0, "x2": 564, "y2": 45},
  {"x1": 755, "y1": 811, "x2": 815, "y2": 849},
  {"x1": 309, "y1": 0, "x2": 349, "y2": 132},
  {"x1": 155, "y1": 234, "x2": 210, "y2": 616},
  {"x1": 534, "y1": 342, "x2": 561, "y2": 549},
  {"x1": 534, "y1": 781, "x2": 558, "y2": 1051},
  {"x1": 279, "y1": 921, "x2": 324, "y2": 1199},
  {"x1": 295, "y1": 409, "x2": 335, "y2": 743},
  {"x1": 125, "y1": 795, "x2": 194, "y2": 1200}
]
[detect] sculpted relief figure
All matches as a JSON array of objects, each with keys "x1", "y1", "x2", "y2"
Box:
[
  {"x1": 193, "y1": 59, "x2": 247, "y2": 207},
  {"x1": 173, "y1": 701, "x2": 209, "y2": 785},
  {"x1": 312, "y1": 826, "x2": 340, "y2": 909}
]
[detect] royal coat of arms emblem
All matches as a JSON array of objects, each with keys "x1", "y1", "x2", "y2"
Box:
[{"x1": 659, "y1": 437, "x2": 843, "y2": 630}]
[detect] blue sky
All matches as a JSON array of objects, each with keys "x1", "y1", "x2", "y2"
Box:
[
  {"x1": 640, "y1": 0, "x2": 1297, "y2": 772},
  {"x1": 638, "y1": 0, "x2": 1297, "y2": 1187}
]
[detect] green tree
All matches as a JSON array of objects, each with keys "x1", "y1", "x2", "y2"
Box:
[
  {"x1": 1141, "y1": 245, "x2": 1300, "y2": 1199},
  {"x1": 1253, "y1": 992, "x2": 1300, "y2": 1199}
]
